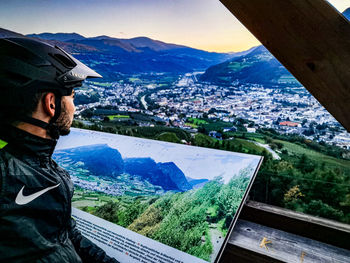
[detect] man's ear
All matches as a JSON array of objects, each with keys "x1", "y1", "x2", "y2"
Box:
[{"x1": 43, "y1": 92, "x2": 56, "y2": 118}]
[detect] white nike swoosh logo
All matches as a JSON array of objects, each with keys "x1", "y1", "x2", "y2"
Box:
[{"x1": 15, "y1": 183, "x2": 60, "y2": 205}]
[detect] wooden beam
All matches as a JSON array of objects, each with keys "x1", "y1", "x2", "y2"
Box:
[
  {"x1": 220, "y1": 0, "x2": 350, "y2": 132},
  {"x1": 239, "y1": 201, "x2": 350, "y2": 250},
  {"x1": 224, "y1": 220, "x2": 350, "y2": 262},
  {"x1": 221, "y1": 242, "x2": 283, "y2": 263}
]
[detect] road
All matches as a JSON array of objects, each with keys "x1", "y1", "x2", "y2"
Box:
[
  {"x1": 141, "y1": 95, "x2": 148, "y2": 110},
  {"x1": 175, "y1": 72, "x2": 204, "y2": 87},
  {"x1": 253, "y1": 141, "x2": 281, "y2": 160}
]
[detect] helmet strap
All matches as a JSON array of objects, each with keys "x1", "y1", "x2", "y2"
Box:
[
  {"x1": 19, "y1": 94, "x2": 63, "y2": 140},
  {"x1": 20, "y1": 116, "x2": 49, "y2": 130}
]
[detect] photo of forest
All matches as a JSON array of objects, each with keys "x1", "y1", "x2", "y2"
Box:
[{"x1": 54, "y1": 129, "x2": 261, "y2": 262}]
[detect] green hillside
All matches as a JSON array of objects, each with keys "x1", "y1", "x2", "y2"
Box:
[
  {"x1": 276, "y1": 140, "x2": 350, "y2": 170},
  {"x1": 200, "y1": 45, "x2": 301, "y2": 87}
]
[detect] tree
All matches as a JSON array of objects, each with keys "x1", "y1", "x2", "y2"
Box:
[
  {"x1": 94, "y1": 201, "x2": 119, "y2": 223},
  {"x1": 304, "y1": 200, "x2": 344, "y2": 221},
  {"x1": 276, "y1": 142, "x2": 284, "y2": 149},
  {"x1": 283, "y1": 185, "x2": 304, "y2": 209},
  {"x1": 119, "y1": 200, "x2": 145, "y2": 227},
  {"x1": 81, "y1": 108, "x2": 94, "y2": 118},
  {"x1": 156, "y1": 132, "x2": 181, "y2": 143},
  {"x1": 128, "y1": 205, "x2": 163, "y2": 237},
  {"x1": 296, "y1": 154, "x2": 315, "y2": 173}
]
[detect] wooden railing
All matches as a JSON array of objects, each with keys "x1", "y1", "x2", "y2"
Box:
[{"x1": 221, "y1": 201, "x2": 350, "y2": 262}]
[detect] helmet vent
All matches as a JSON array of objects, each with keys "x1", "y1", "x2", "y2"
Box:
[
  {"x1": 0, "y1": 70, "x2": 31, "y2": 87},
  {"x1": 0, "y1": 39, "x2": 47, "y2": 66},
  {"x1": 50, "y1": 53, "x2": 76, "y2": 69}
]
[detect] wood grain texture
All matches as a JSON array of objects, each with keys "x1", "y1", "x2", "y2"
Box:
[
  {"x1": 220, "y1": 243, "x2": 283, "y2": 263},
  {"x1": 227, "y1": 219, "x2": 350, "y2": 262},
  {"x1": 244, "y1": 201, "x2": 350, "y2": 234},
  {"x1": 239, "y1": 201, "x2": 350, "y2": 250},
  {"x1": 220, "y1": 0, "x2": 350, "y2": 131}
]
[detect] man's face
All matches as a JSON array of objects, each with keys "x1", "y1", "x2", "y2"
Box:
[{"x1": 56, "y1": 91, "x2": 76, "y2": 136}]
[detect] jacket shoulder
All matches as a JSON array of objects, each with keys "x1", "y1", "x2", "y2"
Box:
[{"x1": 0, "y1": 148, "x2": 11, "y2": 174}]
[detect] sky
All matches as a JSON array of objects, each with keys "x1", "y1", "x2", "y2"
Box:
[
  {"x1": 0, "y1": 0, "x2": 348, "y2": 52},
  {"x1": 55, "y1": 129, "x2": 261, "y2": 184}
]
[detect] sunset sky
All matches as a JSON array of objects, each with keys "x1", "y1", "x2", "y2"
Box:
[{"x1": 0, "y1": 0, "x2": 348, "y2": 52}]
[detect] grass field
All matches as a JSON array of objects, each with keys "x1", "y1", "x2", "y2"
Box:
[
  {"x1": 203, "y1": 121, "x2": 232, "y2": 131},
  {"x1": 185, "y1": 122, "x2": 198, "y2": 128},
  {"x1": 275, "y1": 139, "x2": 350, "y2": 173},
  {"x1": 107, "y1": 115, "x2": 130, "y2": 120},
  {"x1": 88, "y1": 81, "x2": 113, "y2": 87},
  {"x1": 225, "y1": 132, "x2": 266, "y2": 143},
  {"x1": 155, "y1": 132, "x2": 181, "y2": 143},
  {"x1": 72, "y1": 188, "x2": 120, "y2": 209},
  {"x1": 193, "y1": 133, "x2": 266, "y2": 156},
  {"x1": 227, "y1": 62, "x2": 249, "y2": 72},
  {"x1": 188, "y1": 118, "x2": 208, "y2": 125},
  {"x1": 232, "y1": 138, "x2": 267, "y2": 154},
  {"x1": 72, "y1": 200, "x2": 100, "y2": 208}
]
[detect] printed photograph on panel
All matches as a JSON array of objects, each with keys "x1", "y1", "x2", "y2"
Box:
[{"x1": 54, "y1": 128, "x2": 262, "y2": 262}]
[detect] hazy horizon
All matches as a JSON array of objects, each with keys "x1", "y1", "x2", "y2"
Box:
[
  {"x1": 2, "y1": 26, "x2": 259, "y2": 54},
  {"x1": 0, "y1": 0, "x2": 348, "y2": 53}
]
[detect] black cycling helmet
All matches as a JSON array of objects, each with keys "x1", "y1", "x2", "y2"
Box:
[{"x1": 0, "y1": 37, "x2": 102, "y2": 138}]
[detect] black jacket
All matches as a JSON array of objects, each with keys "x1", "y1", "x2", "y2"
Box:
[{"x1": 0, "y1": 126, "x2": 119, "y2": 263}]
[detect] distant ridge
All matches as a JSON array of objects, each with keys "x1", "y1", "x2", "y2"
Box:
[
  {"x1": 25, "y1": 32, "x2": 200, "y2": 53},
  {"x1": 186, "y1": 177, "x2": 209, "y2": 189},
  {"x1": 121, "y1": 36, "x2": 186, "y2": 51},
  {"x1": 0, "y1": 28, "x2": 98, "y2": 53},
  {"x1": 228, "y1": 46, "x2": 259, "y2": 58},
  {"x1": 88, "y1": 35, "x2": 116, "y2": 40},
  {"x1": 19, "y1": 29, "x2": 240, "y2": 76},
  {"x1": 26, "y1": 32, "x2": 86, "y2": 41},
  {"x1": 1, "y1": 27, "x2": 254, "y2": 76}
]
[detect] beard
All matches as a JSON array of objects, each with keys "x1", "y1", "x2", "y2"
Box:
[{"x1": 55, "y1": 102, "x2": 73, "y2": 136}]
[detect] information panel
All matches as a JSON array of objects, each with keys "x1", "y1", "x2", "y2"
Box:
[{"x1": 55, "y1": 128, "x2": 262, "y2": 262}]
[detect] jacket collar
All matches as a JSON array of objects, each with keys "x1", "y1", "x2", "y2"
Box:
[{"x1": 0, "y1": 125, "x2": 57, "y2": 158}]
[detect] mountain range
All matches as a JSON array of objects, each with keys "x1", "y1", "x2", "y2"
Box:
[
  {"x1": 53, "y1": 144, "x2": 206, "y2": 192},
  {"x1": 2, "y1": 11, "x2": 349, "y2": 87},
  {"x1": 0, "y1": 28, "x2": 239, "y2": 78},
  {"x1": 0, "y1": 27, "x2": 303, "y2": 87},
  {"x1": 0, "y1": 27, "x2": 299, "y2": 86},
  {"x1": 27, "y1": 32, "x2": 188, "y2": 52}
]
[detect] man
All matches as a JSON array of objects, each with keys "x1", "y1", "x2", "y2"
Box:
[{"x1": 0, "y1": 37, "x2": 119, "y2": 263}]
